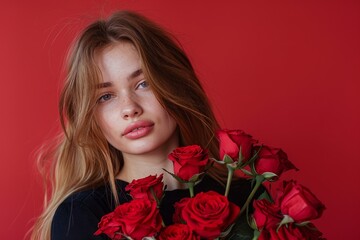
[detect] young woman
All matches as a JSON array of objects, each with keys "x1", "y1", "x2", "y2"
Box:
[{"x1": 31, "y1": 11, "x2": 255, "y2": 240}]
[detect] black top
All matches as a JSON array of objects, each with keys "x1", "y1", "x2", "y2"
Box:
[{"x1": 51, "y1": 175, "x2": 257, "y2": 240}]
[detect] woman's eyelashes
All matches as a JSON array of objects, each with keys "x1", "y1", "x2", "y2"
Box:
[
  {"x1": 97, "y1": 93, "x2": 113, "y2": 103},
  {"x1": 97, "y1": 80, "x2": 149, "y2": 103},
  {"x1": 136, "y1": 80, "x2": 149, "y2": 90}
]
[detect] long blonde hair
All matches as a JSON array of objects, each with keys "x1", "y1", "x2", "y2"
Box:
[{"x1": 31, "y1": 10, "x2": 222, "y2": 240}]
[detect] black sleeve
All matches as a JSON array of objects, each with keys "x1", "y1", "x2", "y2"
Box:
[{"x1": 51, "y1": 201, "x2": 108, "y2": 240}]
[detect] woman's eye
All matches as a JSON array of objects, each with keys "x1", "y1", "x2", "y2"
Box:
[
  {"x1": 137, "y1": 80, "x2": 149, "y2": 89},
  {"x1": 98, "y1": 93, "x2": 112, "y2": 103}
]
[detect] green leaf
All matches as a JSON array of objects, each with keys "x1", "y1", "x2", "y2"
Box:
[
  {"x1": 188, "y1": 172, "x2": 205, "y2": 182},
  {"x1": 249, "y1": 216, "x2": 257, "y2": 230},
  {"x1": 224, "y1": 154, "x2": 235, "y2": 164},
  {"x1": 277, "y1": 215, "x2": 294, "y2": 231},
  {"x1": 256, "y1": 190, "x2": 273, "y2": 203},
  {"x1": 226, "y1": 215, "x2": 254, "y2": 240},
  {"x1": 295, "y1": 221, "x2": 311, "y2": 227},
  {"x1": 227, "y1": 162, "x2": 237, "y2": 171},
  {"x1": 162, "y1": 168, "x2": 188, "y2": 183},
  {"x1": 252, "y1": 229, "x2": 261, "y2": 240},
  {"x1": 261, "y1": 172, "x2": 278, "y2": 180},
  {"x1": 162, "y1": 168, "x2": 207, "y2": 187}
]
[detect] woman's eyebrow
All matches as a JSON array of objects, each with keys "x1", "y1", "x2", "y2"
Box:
[
  {"x1": 97, "y1": 82, "x2": 112, "y2": 89},
  {"x1": 128, "y1": 68, "x2": 143, "y2": 80},
  {"x1": 97, "y1": 69, "x2": 143, "y2": 89}
]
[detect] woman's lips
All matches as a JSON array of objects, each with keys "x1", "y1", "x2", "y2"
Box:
[{"x1": 122, "y1": 120, "x2": 154, "y2": 139}]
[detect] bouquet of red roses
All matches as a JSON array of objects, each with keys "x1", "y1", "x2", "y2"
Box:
[{"x1": 94, "y1": 129, "x2": 326, "y2": 240}]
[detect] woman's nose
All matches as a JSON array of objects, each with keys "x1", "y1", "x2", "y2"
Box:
[{"x1": 121, "y1": 95, "x2": 143, "y2": 119}]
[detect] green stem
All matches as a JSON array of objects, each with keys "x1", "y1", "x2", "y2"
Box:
[
  {"x1": 150, "y1": 187, "x2": 160, "y2": 208},
  {"x1": 225, "y1": 165, "x2": 235, "y2": 197},
  {"x1": 240, "y1": 175, "x2": 265, "y2": 215},
  {"x1": 187, "y1": 182, "x2": 195, "y2": 198}
]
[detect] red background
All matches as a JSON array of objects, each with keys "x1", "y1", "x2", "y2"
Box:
[{"x1": 1, "y1": 1, "x2": 359, "y2": 239}]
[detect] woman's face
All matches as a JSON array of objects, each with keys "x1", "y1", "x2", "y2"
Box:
[{"x1": 94, "y1": 42, "x2": 178, "y2": 159}]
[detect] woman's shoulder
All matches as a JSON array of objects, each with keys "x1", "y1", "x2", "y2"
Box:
[
  {"x1": 56, "y1": 179, "x2": 130, "y2": 212},
  {"x1": 58, "y1": 184, "x2": 116, "y2": 212},
  {"x1": 51, "y1": 184, "x2": 121, "y2": 240}
]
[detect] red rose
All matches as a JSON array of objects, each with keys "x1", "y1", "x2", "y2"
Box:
[
  {"x1": 159, "y1": 224, "x2": 200, "y2": 240},
  {"x1": 168, "y1": 145, "x2": 209, "y2": 181},
  {"x1": 254, "y1": 146, "x2": 298, "y2": 180},
  {"x1": 175, "y1": 191, "x2": 240, "y2": 239},
  {"x1": 279, "y1": 180, "x2": 325, "y2": 223},
  {"x1": 173, "y1": 197, "x2": 191, "y2": 223},
  {"x1": 217, "y1": 129, "x2": 255, "y2": 162},
  {"x1": 112, "y1": 199, "x2": 162, "y2": 240},
  {"x1": 125, "y1": 174, "x2": 164, "y2": 202},
  {"x1": 94, "y1": 212, "x2": 122, "y2": 240},
  {"x1": 252, "y1": 199, "x2": 282, "y2": 230},
  {"x1": 258, "y1": 223, "x2": 324, "y2": 240}
]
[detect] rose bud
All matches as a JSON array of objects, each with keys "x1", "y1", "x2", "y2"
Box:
[
  {"x1": 168, "y1": 145, "x2": 209, "y2": 182},
  {"x1": 279, "y1": 180, "x2": 325, "y2": 223},
  {"x1": 125, "y1": 174, "x2": 164, "y2": 202},
  {"x1": 217, "y1": 129, "x2": 256, "y2": 162},
  {"x1": 254, "y1": 146, "x2": 298, "y2": 180}
]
